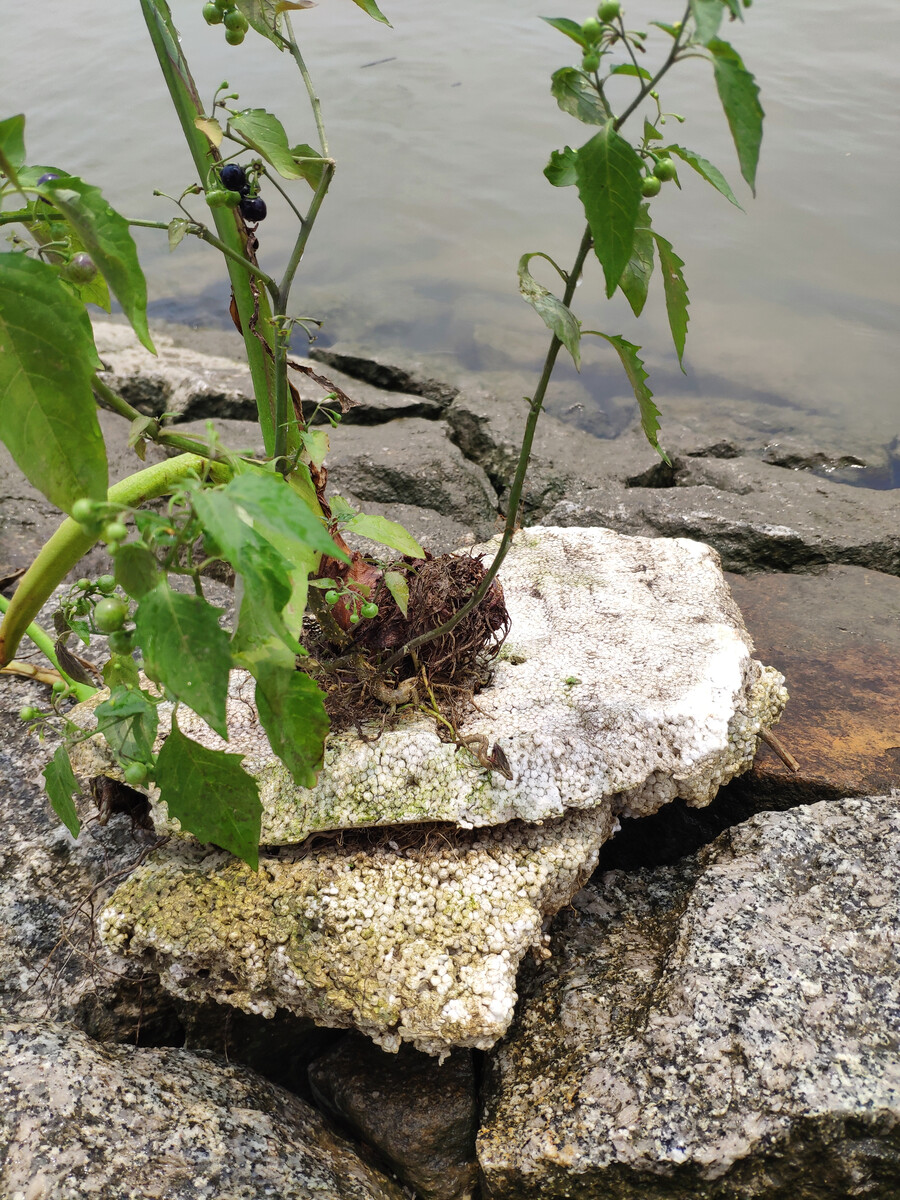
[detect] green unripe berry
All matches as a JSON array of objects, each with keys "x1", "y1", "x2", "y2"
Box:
[
  {"x1": 76, "y1": 578, "x2": 91, "y2": 591},
  {"x1": 124, "y1": 762, "x2": 149, "y2": 785},
  {"x1": 324, "y1": 590, "x2": 340, "y2": 606},
  {"x1": 52, "y1": 680, "x2": 69, "y2": 696},
  {"x1": 72, "y1": 498, "x2": 100, "y2": 527},
  {"x1": 203, "y1": 2, "x2": 224, "y2": 23},
  {"x1": 96, "y1": 574, "x2": 116, "y2": 594},
  {"x1": 225, "y1": 27, "x2": 246, "y2": 45},
  {"x1": 361, "y1": 602, "x2": 379, "y2": 619},
  {"x1": 349, "y1": 612, "x2": 360, "y2": 625},
  {"x1": 641, "y1": 174, "x2": 662, "y2": 197},
  {"x1": 19, "y1": 706, "x2": 38, "y2": 721},
  {"x1": 214, "y1": 0, "x2": 233, "y2": 10},
  {"x1": 206, "y1": 188, "x2": 229, "y2": 208},
  {"x1": 102, "y1": 521, "x2": 128, "y2": 545},
  {"x1": 94, "y1": 597, "x2": 129, "y2": 633},
  {"x1": 598, "y1": 0, "x2": 621, "y2": 20},
  {"x1": 222, "y1": 189, "x2": 243, "y2": 207},
  {"x1": 582, "y1": 51, "x2": 601, "y2": 72},
  {"x1": 581, "y1": 17, "x2": 602, "y2": 42},
  {"x1": 72, "y1": 597, "x2": 91, "y2": 616},
  {"x1": 107, "y1": 630, "x2": 134, "y2": 655},
  {"x1": 223, "y1": 8, "x2": 249, "y2": 31},
  {"x1": 653, "y1": 157, "x2": 677, "y2": 182}
]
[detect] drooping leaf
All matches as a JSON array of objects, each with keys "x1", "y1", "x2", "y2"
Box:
[
  {"x1": 168, "y1": 218, "x2": 190, "y2": 250},
  {"x1": 665, "y1": 144, "x2": 743, "y2": 209},
  {"x1": 609, "y1": 63, "x2": 652, "y2": 80},
  {"x1": 518, "y1": 253, "x2": 581, "y2": 368},
  {"x1": 708, "y1": 39, "x2": 764, "y2": 194},
  {"x1": 689, "y1": 0, "x2": 724, "y2": 44},
  {"x1": 384, "y1": 570, "x2": 410, "y2": 617},
  {"x1": 350, "y1": 0, "x2": 391, "y2": 25},
  {"x1": 114, "y1": 542, "x2": 160, "y2": 599},
  {"x1": 194, "y1": 116, "x2": 224, "y2": 148},
  {"x1": 134, "y1": 584, "x2": 232, "y2": 738},
  {"x1": 618, "y1": 203, "x2": 654, "y2": 318},
  {"x1": 334, "y1": 503, "x2": 425, "y2": 559},
  {"x1": 95, "y1": 686, "x2": 159, "y2": 766},
  {"x1": 575, "y1": 122, "x2": 644, "y2": 297},
  {"x1": 155, "y1": 721, "x2": 262, "y2": 869},
  {"x1": 290, "y1": 142, "x2": 326, "y2": 191},
  {"x1": 43, "y1": 746, "x2": 81, "y2": 838},
  {"x1": 588, "y1": 331, "x2": 668, "y2": 462},
  {"x1": 253, "y1": 657, "x2": 329, "y2": 788},
  {"x1": 651, "y1": 231, "x2": 690, "y2": 369},
  {"x1": 0, "y1": 253, "x2": 108, "y2": 513},
  {"x1": 544, "y1": 146, "x2": 578, "y2": 188},
  {"x1": 230, "y1": 109, "x2": 305, "y2": 180},
  {"x1": 650, "y1": 21, "x2": 682, "y2": 38},
  {"x1": 38, "y1": 176, "x2": 154, "y2": 352},
  {"x1": 550, "y1": 68, "x2": 607, "y2": 126},
  {"x1": 540, "y1": 16, "x2": 589, "y2": 48}
]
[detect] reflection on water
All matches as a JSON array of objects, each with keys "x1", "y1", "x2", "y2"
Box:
[{"x1": 2, "y1": 0, "x2": 898, "y2": 462}]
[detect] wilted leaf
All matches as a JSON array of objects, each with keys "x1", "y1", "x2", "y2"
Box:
[
  {"x1": 194, "y1": 116, "x2": 224, "y2": 148},
  {"x1": 518, "y1": 253, "x2": 581, "y2": 368},
  {"x1": 544, "y1": 146, "x2": 577, "y2": 188}
]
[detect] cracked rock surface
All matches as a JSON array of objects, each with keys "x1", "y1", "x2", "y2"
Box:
[{"x1": 478, "y1": 795, "x2": 900, "y2": 1199}]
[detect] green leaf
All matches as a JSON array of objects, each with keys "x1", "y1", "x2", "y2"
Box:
[
  {"x1": 61, "y1": 265, "x2": 112, "y2": 313},
  {"x1": 341, "y1": 509, "x2": 425, "y2": 559},
  {"x1": 544, "y1": 146, "x2": 578, "y2": 188},
  {"x1": 651, "y1": 231, "x2": 690, "y2": 370},
  {"x1": 114, "y1": 543, "x2": 160, "y2": 599},
  {"x1": 689, "y1": 0, "x2": 724, "y2": 44},
  {"x1": 103, "y1": 651, "x2": 141, "y2": 692},
  {"x1": 618, "y1": 203, "x2": 654, "y2": 318},
  {"x1": 253, "y1": 657, "x2": 329, "y2": 788},
  {"x1": 39, "y1": 176, "x2": 154, "y2": 352},
  {"x1": 0, "y1": 114, "x2": 26, "y2": 185},
  {"x1": 720, "y1": 0, "x2": 744, "y2": 21},
  {"x1": 0, "y1": 253, "x2": 108, "y2": 514},
  {"x1": 230, "y1": 109, "x2": 305, "y2": 180},
  {"x1": 155, "y1": 721, "x2": 262, "y2": 869},
  {"x1": 134, "y1": 584, "x2": 232, "y2": 738},
  {"x1": 350, "y1": 0, "x2": 392, "y2": 25},
  {"x1": 575, "y1": 122, "x2": 644, "y2": 297},
  {"x1": 665, "y1": 144, "x2": 743, "y2": 209},
  {"x1": 95, "y1": 686, "x2": 159, "y2": 766},
  {"x1": 384, "y1": 570, "x2": 409, "y2": 617},
  {"x1": 649, "y1": 21, "x2": 681, "y2": 38},
  {"x1": 168, "y1": 218, "x2": 190, "y2": 250},
  {"x1": 540, "y1": 16, "x2": 589, "y2": 48},
  {"x1": 233, "y1": 0, "x2": 307, "y2": 44},
  {"x1": 609, "y1": 63, "x2": 652, "y2": 80},
  {"x1": 300, "y1": 428, "x2": 329, "y2": 469},
  {"x1": 708, "y1": 39, "x2": 764, "y2": 194},
  {"x1": 290, "y1": 143, "x2": 327, "y2": 191},
  {"x1": 643, "y1": 119, "x2": 663, "y2": 143},
  {"x1": 588, "y1": 331, "x2": 668, "y2": 462},
  {"x1": 550, "y1": 68, "x2": 607, "y2": 126},
  {"x1": 43, "y1": 746, "x2": 81, "y2": 838},
  {"x1": 223, "y1": 471, "x2": 346, "y2": 560},
  {"x1": 518, "y1": 253, "x2": 581, "y2": 369}
]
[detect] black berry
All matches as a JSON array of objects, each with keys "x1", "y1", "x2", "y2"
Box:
[
  {"x1": 220, "y1": 163, "x2": 249, "y2": 193},
  {"x1": 37, "y1": 173, "x2": 60, "y2": 186},
  {"x1": 240, "y1": 195, "x2": 267, "y2": 222}
]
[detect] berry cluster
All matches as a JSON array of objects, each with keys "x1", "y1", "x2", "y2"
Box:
[
  {"x1": 580, "y1": 0, "x2": 622, "y2": 72},
  {"x1": 206, "y1": 162, "x2": 267, "y2": 222},
  {"x1": 202, "y1": 0, "x2": 249, "y2": 46},
  {"x1": 323, "y1": 584, "x2": 379, "y2": 625}
]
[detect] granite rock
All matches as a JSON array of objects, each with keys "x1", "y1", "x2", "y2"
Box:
[
  {"x1": 0, "y1": 1021, "x2": 405, "y2": 1199},
  {"x1": 478, "y1": 795, "x2": 900, "y2": 1199}
]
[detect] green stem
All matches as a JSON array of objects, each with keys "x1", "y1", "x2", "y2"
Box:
[
  {"x1": 91, "y1": 376, "x2": 243, "y2": 461},
  {"x1": 284, "y1": 15, "x2": 329, "y2": 157},
  {"x1": 0, "y1": 595, "x2": 95, "y2": 701},
  {"x1": 277, "y1": 163, "x2": 334, "y2": 305},
  {"x1": 0, "y1": 454, "x2": 229, "y2": 669}
]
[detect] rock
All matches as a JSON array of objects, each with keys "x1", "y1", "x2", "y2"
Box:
[
  {"x1": 311, "y1": 343, "x2": 461, "y2": 407},
  {"x1": 0, "y1": 1022, "x2": 405, "y2": 1199},
  {"x1": 324, "y1": 419, "x2": 499, "y2": 540},
  {"x1": 309, "y1": 1033, "x2": 478, "y2": 1199},
  {"x1": 98, "y1": 807, "x2": 614, "y2": 1056},
  {"x1": 478, "y1": 796, "x2": 900, "y2": 1199},
  {"x1": 70, "y1": 528, "x2": 786, "y2": 842}
]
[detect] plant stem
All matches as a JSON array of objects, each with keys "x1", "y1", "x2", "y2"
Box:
[
  {"x1": 0, "y1": 454, "x2": 230, "y2": 669},
  {"x1": 91, "y1": 376, "x2": 243, "y2": 461},
  {"x1": 277, "y1": 164, "x2": 334, "y2": 305},
  {"x1": 284, "y1": 15, "x2": 329, "y2": 157},
  {"x1": 0, "y1": 596, "x2": 96, "y2": 701}
]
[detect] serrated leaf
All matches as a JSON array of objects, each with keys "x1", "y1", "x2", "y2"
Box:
[
  {"x1": 689, "y1": 0, "x2": 724, "y2": 44},
  {"x1": 550, "y1": 68, "x2": 607, "y2": 126},
  {"x1": 651, "y1": 231, "x2": 690, "y2": 369},
  {"x1": 351, "y1": 0, "x2": 391, "y2": 25},
  {"x1": 0, "y1": 253, "x2": 108, "y2": 514},
  {"x1": 114, "y1": 542, "x2": 159, "y2": 599},
  {"x1": 540, "y1": 16, "x2": 589, "y2": 47},
  {"x1": 575, "y1": 123, "x2": 644, "y2": 297},
  {"x1": 588, "y1": 331, "x2": 668, "y2": 462},
  {"x1": 230, "y1": 109, "x2": 304, "y2": 180},
  {"x1": 384, "y1": 570, "x2": 409, "y2": 617},
  {"x1": 38, "y1": 176, "x2": 154, "y2": 352},
  {"x1": 234, "y1": 0, "x2": 290, "y2": 44},
  {"x1": 618, "y1": 203, "x2": 654, "y2": 318},
  {"x1": 155, "y1": 721, "x2": 261, "y2": 869},
  {"x1": 544, "y1": 146, "x2": 578, "y2": 188},
  {"x1": 194, "y1": 116, "x2": 223, "y2": 148},
  {"x1": 253, "y1": 657, "x2": 328, "y2": 788},
  {"x1": 95, "y1": 686, "x2": 159, "y2": 766},
  {"x1": 134, "y1": 584, "x2": 232, "y2": 737},
  {"x1": 609, "y1": 63, "x2": 652, "y2": 80},
  {"x1": 708, "y1": 39, "x2": 764, "y2": 194},
  {"x1": 0, "y1": 114, "x2": 26, "y2": 185},
  {"x1": 518, "y1": 253, "x2": 581, "y2": 368},
  {"x1": 224, "y1": 471, "x2": 346, "y2": 560},
  {"x1": 43, "y1": 746, "x2": 81, "y2": 838},
  {"x1": 342, "y1": 511, "x2": 425, "y2": 559},
  {"x1": 290, "y1": 142, "x2": 326, "y2": 191},
  {"x1": 665, "y1": 144, "x2": 743, "y2": 209}
]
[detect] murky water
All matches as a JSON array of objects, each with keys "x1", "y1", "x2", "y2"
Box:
[{"x1": 3, "y1": 1, "x2": 899, "y2": 460}]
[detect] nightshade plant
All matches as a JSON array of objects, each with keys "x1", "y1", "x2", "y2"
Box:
[{"x1": 0, "y1": 0, "x2": 763, "y2": 868}]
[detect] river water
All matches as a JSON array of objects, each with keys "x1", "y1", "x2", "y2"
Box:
[{"x1": 3, "y1": 1, "x2": 899, "y2": 464}]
